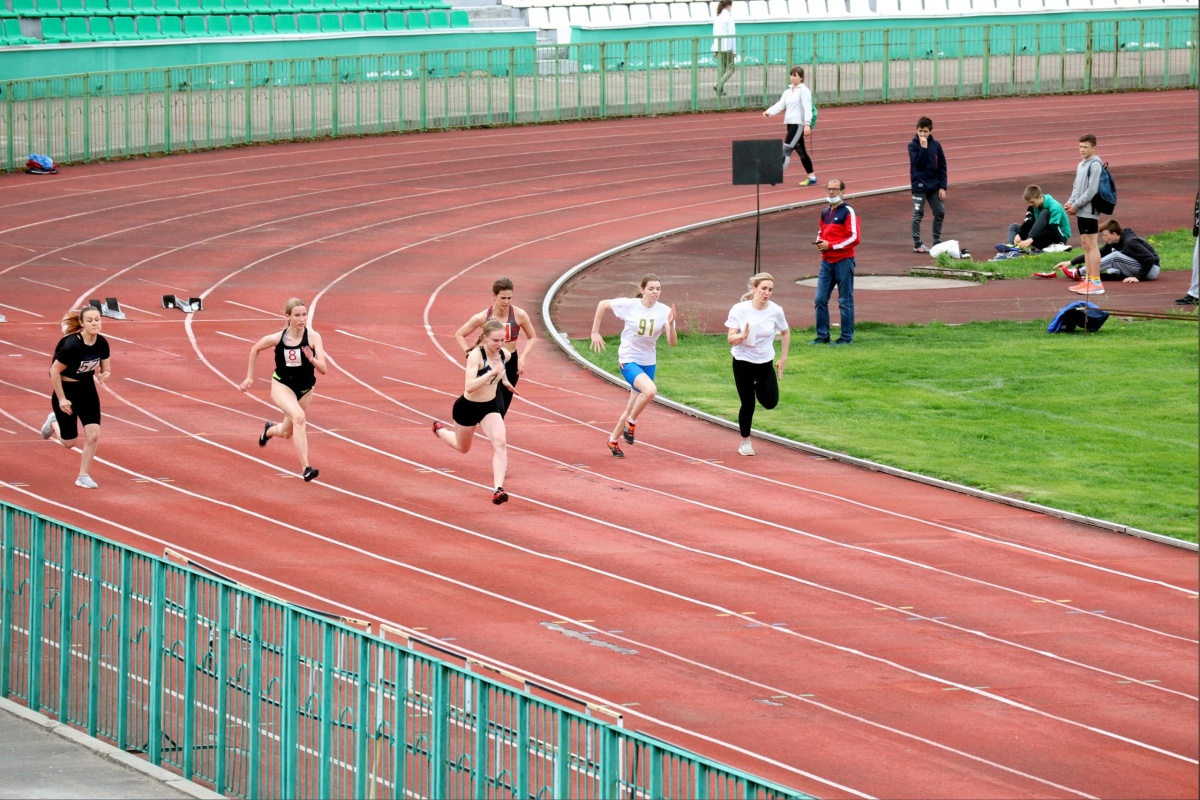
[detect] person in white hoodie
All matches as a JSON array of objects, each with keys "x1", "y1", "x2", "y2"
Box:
[
  {"x1": 711, "y1": 0, "x2": 737, "y2": 97},
  {"x1": 763, "y1": 66, "x2": 817, "y2": 187}
]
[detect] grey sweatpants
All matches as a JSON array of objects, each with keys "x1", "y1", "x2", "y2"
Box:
[{"x1": 1097, "y1": 250, "x2": 1160, "y2": 281}]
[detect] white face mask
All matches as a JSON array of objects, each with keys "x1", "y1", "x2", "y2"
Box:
[{"x1": 826, "y1": 194, "x2": 842, "y2": 205}]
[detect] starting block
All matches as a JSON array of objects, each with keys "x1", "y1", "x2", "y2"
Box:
[
  {"x1": 88, "y1": 297, "x2": 126, "y2": 320},
  {"x1": 162, "y1": 295, "x2": 203, "y2": 313},
  {"x1": 0, "y1": 311, "x2": 6, "y2": 323}
]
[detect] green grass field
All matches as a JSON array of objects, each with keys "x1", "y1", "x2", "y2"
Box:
[{"x1": 572, "y1": 232, "x2": 1199, "y2": 542}]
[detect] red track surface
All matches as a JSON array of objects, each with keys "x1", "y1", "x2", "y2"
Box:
[{"x1": 1, "y1": 91, "x2": 1197, "y2": 799}]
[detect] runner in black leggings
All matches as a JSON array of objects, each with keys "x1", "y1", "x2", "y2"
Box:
[{"x1": 725, "y1": 272, "x2": 790, "y2": 457}]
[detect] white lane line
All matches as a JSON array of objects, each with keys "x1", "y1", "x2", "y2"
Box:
[
  {"x1": 224, "y1": 299, "x2": 282, "y2": 317},
  {"x1": 0, "y1": 302, "x2": 45, "y2": 318},
  {"x1": 101, "y1": 333, "x2": 185, "y2": 359},
  {"x1": 104, "y1": 412, "x2": 158, "y2": 432},
  {"x1": 137, "y1": 277, "x2": 193, "y2": 293},
  {"x1": 0, "y1": 477, "x2": 872, "y2": 800},
  {"x1": 335, "y1": 329, "x2": 425, "y2": 356},
  {"x1": 215, "y1": 331, "x2": 256, "y2": 343},
  {"x1": 0, "y1": 339, "x2": 49, "y2": 356},
  {"x1": 20, "y1": 276, "x2": 69, "y2": 291},
  {"x1": 116, "y1": 303, "x2": 162, "y2": 317}
]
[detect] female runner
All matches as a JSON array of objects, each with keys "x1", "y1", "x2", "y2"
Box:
[
  {"x1": 589, "y1": 273, "x2": 677, "y2": 458},
  {"x1": 41, "y1": 306, "x2": 112, "y2": 488},
  {"x1": 453, "y1": 277, "x2": 538, "y2": 416},
  {"x1": 725, "y1": 272, "x2": 790, "y2": 456},
  {"x1": 239, "y1": 298, "x2": 328, "y2": 483},
  {"x1": 432, "y1": 319, "x2": 515, "y2": 505}
]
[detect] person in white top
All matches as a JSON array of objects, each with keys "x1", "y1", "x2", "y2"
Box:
[
  {"x1": 763, "y1": 65, "x2": 817, "y2": 188},
  {"x1": 589, "y1": 273, "x2": 677, "y2": 459},
  {"x1": 711, "y1": 0, "x2": 737, "y2": 98},
  {"x1": 725, "y1": 273, "x2": 790, "y2": 456}
]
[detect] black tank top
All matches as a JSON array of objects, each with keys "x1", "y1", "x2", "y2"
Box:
[
  {"x1": 273, "y1": 327, "x2": 315, "y2": 384},
  {"x1": 475, "y1": 345, "x2": 507, "y2": 378}
]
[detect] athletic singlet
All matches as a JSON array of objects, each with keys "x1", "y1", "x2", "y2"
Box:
[
  {"x1": 272, "y1": 327, "x2": 316, "y2": 387},
  {"x1": 484, "y1": 305, "x2": 520, "y2": 344},
  {"x1": 475, "y1": 346, "x2": 508, "y2": 378}
]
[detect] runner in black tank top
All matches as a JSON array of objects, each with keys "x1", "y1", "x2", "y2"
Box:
[
  {"x1": 453, "y1": 278, "x2": 539, "y2": 417},
  {"x1": 239, "y1": 299, "x2": 329, "y2": 483}
]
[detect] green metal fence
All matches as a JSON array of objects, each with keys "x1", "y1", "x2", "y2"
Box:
[
  {"x1": 0, "y1": 500, "x2": 811, "y2": 799},
  {"x1": 1, "y1": 14, "x2": 1196, "y2": 172}
]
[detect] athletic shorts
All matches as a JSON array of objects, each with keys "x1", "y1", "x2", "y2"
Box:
[
  {"x1": 620, "y1": 362, "x2": 656, "y2": 390},
  {"x1": 1075, "y1": 216, "x2": 1099, "y2": 236},
  {"x1": 452, "y1": 395, "x2": 502, "y2": 427},
  {"x1": 51, "y1": 380, "x2": 101, "y2": 440},
  {"x1": 273, "y1": 373, "x2": 315, "y2": 399}
]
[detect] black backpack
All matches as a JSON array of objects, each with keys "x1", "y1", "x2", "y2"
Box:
[{"x1": 1092, "y1": 161, "x2": 1117, "y2": 215}]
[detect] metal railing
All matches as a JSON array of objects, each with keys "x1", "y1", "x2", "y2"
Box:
[
  {"x1": 0, "y1": 500, "x2": 811, "y2": 799},
  {"x1": 2, "y1": 15, "x2": 1196, "y2": 171}
]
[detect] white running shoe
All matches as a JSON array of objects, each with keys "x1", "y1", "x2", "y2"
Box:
[
  {"x1": 41, "y1": 412, "x2": 56, "y2": 440},
  {"x1": 75, "y1": 475, "x2": 98, "y2": 489},
  {"x1": 738, "y1": 440, "x2": 755, "y2": 457}
]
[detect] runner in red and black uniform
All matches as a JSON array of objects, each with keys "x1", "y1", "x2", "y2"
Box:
[
  {"x1": 239, "y1": 298, "x2": 328, "y2": 483},
  {"x1": 454, "y1": 277, "x2": 538, "y2": 416},
  {"x1": 41, "y1": 306, "x2": 111, "y2": 489}
]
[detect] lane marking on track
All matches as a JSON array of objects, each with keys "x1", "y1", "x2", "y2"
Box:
[
  {"x1": 116, "y1": 303, "x2": 162, "y2": 317},
  {"x1": 224, "y1": 299, "x2": 283, "y2": 317},
  {"x1": 335, "y1": 329, "x2": 425, "y2": 356},
  {"x1": 20, "y1": 276, "x2": 69, "y2": 292},
  {"x1": 215, "y1": 331, "x2": 256, "y2": 343},
  {"x1": 0, "y1": 302, "x2": 44, "y2": 317}
]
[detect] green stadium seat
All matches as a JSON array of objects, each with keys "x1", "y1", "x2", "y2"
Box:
[
  {"x1": 273, "y1": 11, "x2": 296, "y2": 31},
  {"x1": 129, "y1": 0, "x2": 155, "y2": 14},
  {"x1": 157, "y1": 0, "x2": 181, "y2": 13},
  {"x1": 63, "y1": 15, "x2": 95, "y2": 38},
  {"x1": 404, "y1": 9, "x2": 425, "y2": 28},
  {"x1": 249, "y1": 12, "x2": 272, "y2": 31},
  {"x1": 295, "y1": 11, "x2": 317, "y2": 30},
  {"x1": 159, "y1": 13, "x2": 186, "y2": 34},
  {"x1": 448, "y1": 8, "x2": 467, "y2": 26},
  {"x1": 39, "y1": 16, "x2": 70, "y2": 41},
  {"x1": 199, "y1": 0, "x2": 224, "y2": 11},
  {"x1": 2, "y1": 18, "x2": 41, "y2": 42},
  {"x1": 383, "y1": 9, "x2": 404, "y2": 29},
  {"x1": 426, "y1": 8, "x2": 447, "y2": 28},
  {"x1": 9, "y1": 0, "x2": 43, "y2": 18},
  {"x1": 221, "y1": 0, "x2": 246, "y2": 11},
  {"x1": 111, "y1": 14, "x2": 140, "y2": 37},
  {"x1": 266, "y1": 0, "x2": 291, "y2": 9},
  {"x1": 245, "y1": 0, "x2": 269, "y2": 11},
  {"x1": 204, "y1": 13, "x2": 229, "y2": 33},
  {"x1": 174, "y1": 0, "x2": 202, "y2": 12},
  {"x1": 355, "y1": 0, "x2": 388, "y2": 11},
  {"x1": 89, "y1": 15, "x2": 118, "y2": 37},
  {"x1": 362, "y1": 10, "x2": 383, "y2": 30},
  {"x1": 57, "y1": 0, "x2": 89, "y2": 16},
  {"x1": 289, "y1": 0, "x2": 312, "y2": 9},
  {"x1": 316, "y1": 11, "x2": 338, "y2": 30},
  {"x1": 340, "y1": 11, "x2": 362, "y2": 31},
  {"x1": 181, "y1": 13, "x2": 206, "y2": 33},
  {"x1": 134, "y1": 14, "x2": 158, "y2": 36},
  {"x1": 83, "y1": 0, "x2": 118, "y2": 14},
  {"x1": 228, "y1": 12, "x2": 251, "y2": 31}
]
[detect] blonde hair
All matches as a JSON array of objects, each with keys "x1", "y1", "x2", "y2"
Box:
[
  {"x1": 284, "y1": 298, "x2": 307, "y2": 316},
  {"x1": 476, "y1": 317, "x2": 506, "y2": 347},
  {"x1": 741, "y1": 272, "x2": 775, "y2": 301},
  {"x1": 62, "y1": 306, "x2": 100, "y2": 335}
]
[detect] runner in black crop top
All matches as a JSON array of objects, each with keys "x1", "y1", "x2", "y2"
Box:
[{"x1": 272, "y1": 326, "x2": 316, "y2": 396}]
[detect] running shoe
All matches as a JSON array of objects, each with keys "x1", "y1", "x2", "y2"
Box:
[
  {"x1": 1060, "y1": 266, "x2": 1082, "y2": 280},
  {"x1": 432, "y1": 420, "x2": 446, "y2": 436},
  {"x1": 622, "y1": 421, "x2": 636, "y2": 445},
  {"x1": 41, "y1": 412, "x2": 55, "y2": 440},
  {"x1": 302, "y1": 466, "x2": 320, "y2": 482},
  {"x1": 1032, "y1": 271, "x2": 1057, "y2": 279},
  {"x1": 738, "y1": 440, "x2": 755, "y2": 456},
  {"x1": 808, "y1": 338, "x2": 830, "y2": 345},
  {"x1": 75, "y1": 475, "x2": 98, "y2": 489},
  {"x1": 608, "y1": 441, "x2": 624, "y2": 458},
  {"x1": 913, "y1": 244, "x2": 929, "y2": 253},
  {"x1": 800, "y1": 176, "x2": 818, "y2": 187},
  {"x1": 1069, "y1": 280, "x2": 1104, "y2": 295},
  {"x1": 258, "y1": 421, "x2": 271, "y2": 447},
  {"x1": 492, "y1": 487, "x2": 509, "y2": 505}
]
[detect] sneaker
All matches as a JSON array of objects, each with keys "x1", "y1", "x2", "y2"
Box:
[
  {"x1": 302, "y1": 466, "x2": 319, "y2": 482},
  {"x1": 75, "y1": 475, "x2": 98, "y2": 489},
  {"x1": 800, "y1": 176, "x2": 818, "y2": 187},
  {"x1": 622, "y1": 421, "x2": 636, "y2": 445},
  {"x1": 432, "y1": 420, "x2": 446, "y2": 436},
  {"x1": 738, "y1": 440, "x2": 755, "y2": 456},
  {"x1": 1060, "y1": 266, "x2": 1082, "y2": 280},
  {"x1": 41, "y1": 412, "x2": 55, "y2": 440},
  {"x1": 258, "y1": 421, "x2": 271, "y2": 447},
  {"x1": 832, "y1": 339, "x2": 853, "y2": 346},
  {"x1": 607, "y1": 441, "x2": 624, "y2": 458},
  {"x1": 1176, "y1": 295, "x2": 1200, "y2": 305},
  {"x1": 492, "y1": 487, "x2": 509, "y2": 505},
  {"x1": 913, "y1": 244, "x2": 929, "y2": 253},
  {"x1": 808, "y1": 338, "x2": 830, "y2": 345},
  {"x1": 1069, "y1": 281, "x2": 1104, "y2": 295},
  {"x1": 1032, "y1": 271, "x2": 1057, "y2": 279},
  {"x1": 1066, "y1": 280, "x2": 1092, "y2": 292}
]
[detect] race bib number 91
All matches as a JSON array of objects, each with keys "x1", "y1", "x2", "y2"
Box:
[{"x1": 636, "y1": 318, "x2": 656, "y2": 337}]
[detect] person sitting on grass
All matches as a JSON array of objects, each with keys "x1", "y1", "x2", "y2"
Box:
[
  {"x1": 1006, "y1": 184, "x2": 1070, "y2": 251},
  {"x1": 1053, "y1": 219, "x2": 1160, "y2": 283}
]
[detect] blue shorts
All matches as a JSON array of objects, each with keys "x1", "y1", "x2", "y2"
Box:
[{"x1": 620, "y1": 362, "x2": 656, "y2": 390}]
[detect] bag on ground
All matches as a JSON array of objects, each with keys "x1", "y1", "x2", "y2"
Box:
[
  {"x1": 1047, "y1": 301, "x2": 1109, "y2": 333},
  {"x1": 25, "y1": 154, "x2": 58, "y2": 175}
]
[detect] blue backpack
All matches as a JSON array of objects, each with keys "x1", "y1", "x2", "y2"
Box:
[{"x1": 1092, "y1": 161, "x2": 1117, "y2": 215}]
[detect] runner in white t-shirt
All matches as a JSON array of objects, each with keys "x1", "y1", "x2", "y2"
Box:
[
  {"x1": 589, "y1": 273, "x2": 677, "y2": 458},
  {"x1": 725, "y1": 272, "x2": 790, "y2": 456}
]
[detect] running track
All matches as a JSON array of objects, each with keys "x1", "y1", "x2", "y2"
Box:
[{"x1": 1, "y1": 91, "x2": 1197, "y2": 799}]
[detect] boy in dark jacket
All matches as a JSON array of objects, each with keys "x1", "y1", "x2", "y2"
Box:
[
  {"x1": 1054, "y1": 220, "x2": 1160, "y2": 283},
  {"x1": 908, "y1": 116, "x2": 947, "y2": 254}
]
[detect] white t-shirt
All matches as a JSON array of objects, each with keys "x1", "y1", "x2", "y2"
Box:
[
  {"x1": 725, "y1": 300, "x2": 788, "y2": 364},
  {"x1": 609, "y1": 297, "x2": 672, "y2": 365}
]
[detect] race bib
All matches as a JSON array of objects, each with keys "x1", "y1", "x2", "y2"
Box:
[
  {"x1": 283, "y1": 347, "x2": 303, "y2": 367},
  {"x1": 76, "y1": 357, "x2": 100, "y2": 375}
]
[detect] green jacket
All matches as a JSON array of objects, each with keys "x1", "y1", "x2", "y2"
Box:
[{"x1": 1042, "y1": 193, "x2": 1071, "y2": 239}]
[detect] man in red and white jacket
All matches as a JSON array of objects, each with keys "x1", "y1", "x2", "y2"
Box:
[{"x1": 812, "y1": 177, "x2": 860, "y2": 345}]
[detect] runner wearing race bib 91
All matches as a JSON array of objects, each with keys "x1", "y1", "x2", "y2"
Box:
[{"x1": 589, "y1": 273, "x2": 677, "y2": 459}]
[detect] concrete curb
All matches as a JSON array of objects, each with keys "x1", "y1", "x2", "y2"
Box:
[
  {"x1": 0, "y1": 697, "x2": 224, "y2": 799},
  {"x1": 541, "y1": 190, "x2": 1198, "y2": 553}
]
